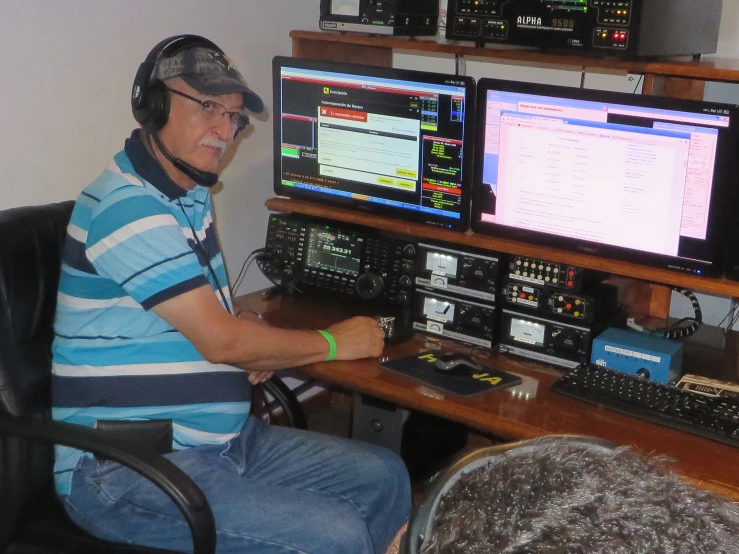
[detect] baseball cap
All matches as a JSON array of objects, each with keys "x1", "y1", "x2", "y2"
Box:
[{"x1": 153, "y1": 46, "x2": 264, "y2": 113}]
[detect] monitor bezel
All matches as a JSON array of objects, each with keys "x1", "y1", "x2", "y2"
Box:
[
  {"x1": 272, "y1": 55, "x2": 476, "y2": 231},
  {"x1": 471, "y1": 77, "x2": 739, "y2": 277}
]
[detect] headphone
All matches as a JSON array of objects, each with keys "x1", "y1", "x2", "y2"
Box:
[
  {"x1": 131, "y1": 34, "x2": 224, "y2": 187},
  {"x1": 131, "y1": 34, "x2": 221, "y2": 133},
  {"x1": 131, "y1": 35, "x2": 234, "y2": 313}
]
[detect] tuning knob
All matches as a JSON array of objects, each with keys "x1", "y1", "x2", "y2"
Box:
[
  {"x1": 401, "y1": 261, "x2": 414, "y2": 274},
  {"x1": 355, "y1": 272, "x2": 384, "y2": 299},
  {"x1": 402, "y1": 244, "x2": 416, "y2": 258},
  {"x1": 398, "y1": 275, "x2": 412, "y2": 290},
  {"x1": 282, "y1": 268, "x2": 293, "y2": 279},
  {"x1": 396, "y1": 291, "x2": 409, "y2": 305}
]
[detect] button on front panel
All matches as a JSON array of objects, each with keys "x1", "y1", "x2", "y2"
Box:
[{"x1": 453, "y1": 0, "x2": 501, "y2": 17}]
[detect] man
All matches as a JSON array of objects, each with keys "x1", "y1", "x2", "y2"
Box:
[
  {"x1": 52, "y1": 35, "x2": 410, "y2": 554},
  {"x1": 409, "y1": 437, "x2": 739, "y2": 553}
]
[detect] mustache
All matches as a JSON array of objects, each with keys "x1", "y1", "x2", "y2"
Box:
[{"x1": 198, "y1": 137, "x2": 228, "y2": 153}]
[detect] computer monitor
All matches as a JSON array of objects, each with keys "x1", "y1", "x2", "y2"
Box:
[
  {"x1": 272, "y1": 56, "x2": 476, "y2": 230},
  {"x1": 472, "y1": 79, "x2": 739, "y2": 276}
]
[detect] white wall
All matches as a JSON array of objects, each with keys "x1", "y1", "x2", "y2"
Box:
[
  {"x1": 0, "y1": 0, "x2": 320, "y2": 294},
  {"x1": 669, "y1": 1, "x2": 739, "y2": 328}
]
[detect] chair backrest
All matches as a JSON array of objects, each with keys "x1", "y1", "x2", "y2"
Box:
[{"x1": 0, "y1": 201, "x2": 75, "y2": 549}]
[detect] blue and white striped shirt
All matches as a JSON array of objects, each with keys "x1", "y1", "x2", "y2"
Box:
[{"x1": 52, "y1": 130, "x2": 251, "y2": 495}]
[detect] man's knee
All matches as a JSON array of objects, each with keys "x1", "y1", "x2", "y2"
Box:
[
  {"x1": 325, "y1": 515, "x2": 377, "y2": 554},
  {"x1": 355, "y1": 443, "x2": 412, "y2": 510}
]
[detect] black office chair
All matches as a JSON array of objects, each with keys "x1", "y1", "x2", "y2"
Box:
[
  {"x1": 0, "y1": 201, "x2": 304, "y2": 554},
  {"x1": 0, "y1": 201, "x2": 217, "y2": 554}
]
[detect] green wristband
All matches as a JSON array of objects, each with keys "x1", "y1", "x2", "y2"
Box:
[{"x1": 317, "y1": 330, "x2": 337, "y2": 362}]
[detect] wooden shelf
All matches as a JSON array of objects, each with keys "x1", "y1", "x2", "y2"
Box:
[
  {"x1": 266, "y1": 197, "x2": 739, "y2": 299},
  {"x1": 291, "y1": 30, "x2": 739, "y2": 83}
]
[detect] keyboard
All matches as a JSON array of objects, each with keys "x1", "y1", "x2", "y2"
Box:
[{"x1": 552, "y1": 365, "x2": 739, "y2": 448}]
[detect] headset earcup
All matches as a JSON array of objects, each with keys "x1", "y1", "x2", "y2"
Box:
[
  {"x1": 132, "y1": 35, "x2": 222, "y2": 132},
  {"x1": 142, "y1": 79, "x2": 170, "y2": 133}
]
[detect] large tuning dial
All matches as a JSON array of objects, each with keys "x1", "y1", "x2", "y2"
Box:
[{"x1": 355, "y1": 272, "x2": 384, "y2": 299}]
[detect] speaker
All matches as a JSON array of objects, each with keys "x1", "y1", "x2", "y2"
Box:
[{"x1": 351, "y1": 394, "x2": 468, "y2": 479}]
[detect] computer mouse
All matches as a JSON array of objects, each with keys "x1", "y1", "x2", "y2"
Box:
[{"x1": 434, "y1": 352, "x2": 482, "y2": 375}]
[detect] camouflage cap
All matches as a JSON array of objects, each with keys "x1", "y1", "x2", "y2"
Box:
[{"x1": 154, "y1": 46, "x2": 264, "y2": 113}]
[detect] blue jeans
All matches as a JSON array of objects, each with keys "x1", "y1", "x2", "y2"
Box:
[{"x1": 62, "y1": 416, "x2": 411, "y2": 553}]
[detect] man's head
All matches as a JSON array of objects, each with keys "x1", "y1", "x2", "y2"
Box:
[
  {"x1": 407, "y1": 437, "x2": 739, "y2": 554},
  {"x1": 131, "y1": 35, "x2": 264, "y2": 186}
]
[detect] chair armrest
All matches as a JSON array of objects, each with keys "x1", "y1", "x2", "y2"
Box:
[{"x1": 0, "y1": 416, "x2": 216, "y2": 554}]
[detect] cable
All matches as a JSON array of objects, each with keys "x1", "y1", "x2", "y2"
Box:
[
  {"x1": 626, "y1": 287, "x2": 702, "y2": 340},
  {"x1": 728, "y1": 299, "x2": 739, "y2": 331},
  {"x1": 177, "y1": 200, "x2": 233, "y2": 315},
  {"x1": 256, "y1": 256, "x2": 284, "y2": 289},
  {"x1": 232, "y1": 248, "x2": 265, "y2": 295},
  {"x1": 716, "y1": 297, "x2": 737, "y2": 330},
  {"x1": 631, "y1": 74, "x2": 644, "y2": 94},
  {"x1": 233, "y1": 253, "x2": 262, "y2": 295}
]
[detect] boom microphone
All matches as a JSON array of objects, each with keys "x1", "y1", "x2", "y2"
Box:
[{"x1": 150, "y1": 132, "x2": 219, "y2": 187}]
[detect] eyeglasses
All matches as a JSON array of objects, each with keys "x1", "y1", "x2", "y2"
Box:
[{"x1": 167, "y1": 88, "x2": 250, "y2": 133}]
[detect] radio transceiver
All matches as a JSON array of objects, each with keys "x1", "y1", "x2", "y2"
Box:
[
  {"x1": 413, "y1": 288, "x2": 496, "y2": 348},
  {"x1": 503, "y1": 282, "x2": 619, "y2": 324},
  {"x1": 507, "y1": 256, "x2": 586, "y2": 291},
  {"x1": 415, "y1": 242, "x2": 500, "y2": 303},
  {"x1": 445, "y1": 0, "x2": 722, "y2": 57},
  {"x1": 500, "y1": 309, "x2": 623, "y2": 368},
  {"x1": 262, "y1": 214, "x2": 416, "y2": 308},
  {"x1": 320, "y1": 0, "x2": 438, "y2": 36}
]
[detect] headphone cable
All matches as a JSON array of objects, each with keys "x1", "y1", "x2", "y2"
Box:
[{"x1": 176, "y1": 199, "x2": 233, "y2": 315}]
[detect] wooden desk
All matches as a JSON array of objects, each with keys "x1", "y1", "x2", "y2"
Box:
[{"x1": 236, "y1": 290, "x2": 739, "y2": 501}]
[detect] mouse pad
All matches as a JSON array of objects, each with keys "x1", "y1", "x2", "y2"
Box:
[{"x1": 381, "y1": 351, "x2": 523, "y2": 397}]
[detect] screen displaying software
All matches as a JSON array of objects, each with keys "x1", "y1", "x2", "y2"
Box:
[
  {"x1": 477, "y1": 89, "x2": 730, "y2": 265},
  {"x1": 276, "y1": 66, "x2": 470, "y2": 223}
]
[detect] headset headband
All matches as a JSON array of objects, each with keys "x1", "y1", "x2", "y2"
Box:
[{"x1": 131, "y1": 34, "x2": 222, "y2": 112}]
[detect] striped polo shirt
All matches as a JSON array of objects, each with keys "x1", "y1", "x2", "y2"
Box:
[{"x1": 52, "y1": 130, "x2": 251, "y2": 495}]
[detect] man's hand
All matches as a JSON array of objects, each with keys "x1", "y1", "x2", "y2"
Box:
[
  {"x1": 248, "y1": 370, "x2": 274, "y2": 385},
  {"x1": 326, "y1": 316, "x2": 385, "y2": 361}
]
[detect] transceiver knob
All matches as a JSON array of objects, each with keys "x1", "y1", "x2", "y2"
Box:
[{"x1": 355, "y1": 272, "x2": 384, "y2": 299}]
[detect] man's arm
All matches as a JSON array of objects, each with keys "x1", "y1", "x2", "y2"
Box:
[{"x1": 153, "y1": 285, "x2": 385, "y2": 372}]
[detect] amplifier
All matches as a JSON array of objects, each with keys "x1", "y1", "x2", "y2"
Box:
[
  {"x1": 500, "y1": 308, "x2": 621, "y2": 368},
  {"x1": 262, "y1": 214, "x2": 416, "y2": 308},
  {"x1": 413, "y1": 288, "x2": 496, "y2": 348},
  {"x1": 502, "y1": 281, "x2": 618, "y2": 324},
  {"x1": 320, "y1": 0, "x2": 438, "y2": 35},
  {"x1": 445, "y1": 0, "x2": 722, "y2": 57},
  {"x1": 507, "y1": 255, "x2": 585, "y2": 291},
  {"x1": 414, "y1": 242, "x2": 500, "y2": 303}
]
